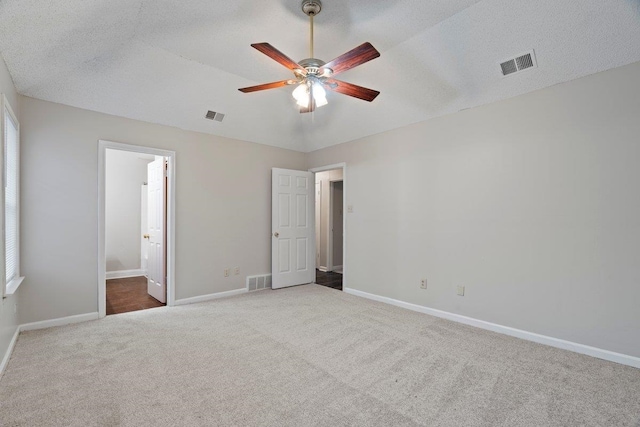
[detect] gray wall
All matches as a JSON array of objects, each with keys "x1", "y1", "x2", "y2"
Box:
[
  {"x1": 307, "y1": 61, "x2": 640, "y2": 358},
  {"x1": 105, "y1": 149, "x2": 152, "y2": 273},
  {"x1": 18, "y1": 96, "x2": 305, "y2": 323},
  {"x1": 0, "y1": 53, "x2": 19, "y2": 363},
  {"x1": 5, "y1": 54, "x2": 640, "y2": 361}
]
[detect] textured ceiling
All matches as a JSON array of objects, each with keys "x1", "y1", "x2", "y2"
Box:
[{"x1": 1, "y1": 0, "x2": 639, "y2": 152}]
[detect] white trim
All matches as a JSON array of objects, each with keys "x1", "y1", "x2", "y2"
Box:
[
  {"x1": 173, "y1": 288, "x2": 247, "y2": 306},
  {"x1": 105, "y1": 269, "x2": 146, "y2": 280},
  {"x1": 309, "y1": 163, "x2": 347, "y2": 289},
  {"x1": 314, "y1": 181, "x2": 321, "y2": 271},
  {"x1": 318, "y1": 266, "x2": 329, "y2": 272},
  {"x1": 327, "y1": 180, "x2": 334, "y2": 271},
  {"x1": 4, "y1": 275, "x2": 24, "y2": 295},
  {"x1": 0, "y1": 326, "x2": 19, "y2": 378},
  {"x1": 309, "y1": 163, "x2": 346, "y2": 173},
  {"x1": 2, "y1": 312, "x2": 100, "y2": 377},
  {"x1": 1, "y1": 94, "x2": 21, "y2": 299},
  {"x1": 20, "y1": 312, "x2": 100, "y2": 332},
  {"x1": 98, "y1": 140, "x2": 177, "y2": 318},
  {"x1": 331, "y1": 265, "x2": 343, "y2": 272},
  {"x1": 327, "y1": 178, "x2": 343, "y2": 273},
  {"x1": 344, "y1": 287, "x2": 640, "y2": 369}
]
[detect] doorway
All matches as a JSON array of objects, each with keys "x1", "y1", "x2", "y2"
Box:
[
  {"x1": 270, "y1": 163, "x2": 346, "y2": 291},
  {"x1": 98, "y1": 140, "x2": 176, "y2": 318},
  {"x1": 311, "y1": 165, "x2": 345, "y2": 291}
]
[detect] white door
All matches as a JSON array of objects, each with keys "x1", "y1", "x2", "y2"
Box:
[
  {"x1": 140, "y1": 184, "x2": 148, "y2": 275},
  {"x1": 147, "y1": 157, "x2": 166, "y2": 302},
  {"x1": 272, "y1": 168, "x2": 315, "y2": 289}
]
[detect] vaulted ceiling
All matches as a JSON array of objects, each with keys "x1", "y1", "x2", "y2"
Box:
[{"x1": 1, "y1": 0, "x2": 639, "y2": 152}]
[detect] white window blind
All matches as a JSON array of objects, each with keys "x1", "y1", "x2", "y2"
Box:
[{"x1": 4, "y1": 106, "x2": 18, "y2": 284}]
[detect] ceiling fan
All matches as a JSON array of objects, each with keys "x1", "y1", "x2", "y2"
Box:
[{"x1": 238, "y1": 0, "x2": 381, "y2": 113}]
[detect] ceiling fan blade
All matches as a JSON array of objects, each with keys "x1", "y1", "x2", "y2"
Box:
[
  {"x1": 251, "y1": 43, "x2": 306, "y2": 74},
  {"x1": 238, "y1": 80, "x2": 295, "y2": 93},
  {"x1": 319, "y1": 42, "x2": 380, "y2": 76},
  {"x1": 325, "y1": 79, "x2": 380, "y2": 102}
]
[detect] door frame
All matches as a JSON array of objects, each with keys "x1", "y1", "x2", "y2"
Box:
[
  {"x1": 327, "y1": 179, "x2": 344, "y2": 272},
  {"x1": 309, "y1": 163, "x2": 346, "y2": 285},
  {"x1": 315, "y1": 181, "x2": 321, "y2": 269},
  {"x1": 97, "y1": 140, "x2": 177, "y2": 318}
]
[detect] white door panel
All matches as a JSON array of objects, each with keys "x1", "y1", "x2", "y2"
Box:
[
  {"x1": 147, "y1": 157, "x2": 166, "y2": 303},
  {"x1": 141, "y1": 185, "x2": 148, "y2": 275},
  {"x1": 272, "y1": 168, "x2": 315, "y2": 289}
]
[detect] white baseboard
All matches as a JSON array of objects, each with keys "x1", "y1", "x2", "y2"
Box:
[
  {"x1": 173, "y1": 288, "x2": 247, "y2": 306},
  {"x1": 2, "y1": 312, "x2": 101, "y2": 376},
  {"x1": 20, "y1": 312, "x2": 100, "y2": 332},
  {"x1": 2, "y1": 289, "x2": 247, "y2": 375},
  {"x1": 318, "y1": 266, "x2": 329, "y2": 272},
  {"x1": 344, "y1": 287, "x2": 640, "y2": 369},
  {"x1": 332, "y1": 265, "x2": 343, "y2": 273},
  {"x1": 0, "y1": 327, "x2": 20, "y2": 378},
  {"x1": 106, "y1": 269, "x2": 145, "y2": 280}
]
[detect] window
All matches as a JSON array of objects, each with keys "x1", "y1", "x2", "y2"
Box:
[{"x1": 2, "y1": 95, "x2": 22, "y2": 296}]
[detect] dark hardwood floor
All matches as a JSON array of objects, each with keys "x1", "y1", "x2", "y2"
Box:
[
  {"x1": 106, "y1": 276, "x2": 165, "y2": 315},
  {"x1": 108, "y1": 273, "x2": 339, "y2": 314},
  {"x1": 315, "y1": 269, "x2": 342, "y2": 291}
]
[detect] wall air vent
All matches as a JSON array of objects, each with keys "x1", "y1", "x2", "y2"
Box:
[
  {"x1": 205, "y1": 110, "x2": 225, "y2": 122},
  {"x1": 247, "y1": 274, "x2": 272, "y2": 291},
  {"x1": 500, "y1": 50, "x2": 537, "y2": 77}
]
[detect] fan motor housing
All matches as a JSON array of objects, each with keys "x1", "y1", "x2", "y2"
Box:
[
  {"x1": 298, "y1": 58, "x2": 325, "y2": 70},
  {"x1": 297, "y1": 58, "x2": 332, "y2": 78}
]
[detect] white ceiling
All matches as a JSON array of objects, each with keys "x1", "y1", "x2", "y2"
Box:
[{"x1": 1, "y1": 0, "x2": 639, "y2": 152}]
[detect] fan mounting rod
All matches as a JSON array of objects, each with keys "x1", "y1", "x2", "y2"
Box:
[{"x1": 302, "y1": 0, "x2": 321, "y2": 59}]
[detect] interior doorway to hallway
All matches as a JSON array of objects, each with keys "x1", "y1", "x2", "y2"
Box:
[
  {"x1": 313, "y1": 167, "x2": 344, "y2": 291},
  {"x1": 98, "y1": 140, "x2": 176, "y2": 318}
]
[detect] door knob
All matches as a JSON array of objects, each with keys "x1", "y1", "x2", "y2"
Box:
[
  {"x1": 273, "y1": 232, "x2": 279, "y2": 238},
  {"x1": 143, "y1": 234, "x2": 150, "y2": 239}
]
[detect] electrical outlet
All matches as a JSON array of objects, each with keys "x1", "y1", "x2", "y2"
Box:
[
  {"x1": 457, "y1": 285, "x2": 465, "y2": 296},
  {"x1": 234, "y1": 267, "x2": 240, "y2": 275},
  {"x1": 224, "y1": 268, "x2": 230, "y2": 277},
  {"x1": 420, "y1": 279, "x2": 427, "y2": 289}
]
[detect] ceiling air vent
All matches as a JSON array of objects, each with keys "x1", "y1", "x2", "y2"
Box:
[
  {"x1": 500, "y1": 50, "x2": 536, "y2": 77},
  {"x1": 205, "y1": 110, "x2": 225, "y2": 122}
]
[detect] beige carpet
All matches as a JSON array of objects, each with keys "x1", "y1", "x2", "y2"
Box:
[{"x1": 1, "y1": 284, "x2": 639, "y2": 426}]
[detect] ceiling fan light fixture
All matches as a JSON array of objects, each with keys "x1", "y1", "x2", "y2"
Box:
[
  {"x1": 292, "y1": 82, "x2": 328, "y2": 108},
  {"x1": 292, "y1": 83, "x2": 310, "y2": 107},
  {"x1": 238, "y1": 0, "x2": 381, "y2": 113},
  {"x1": 312, "y1": 83, "x2": 328, "y2": 107}
]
